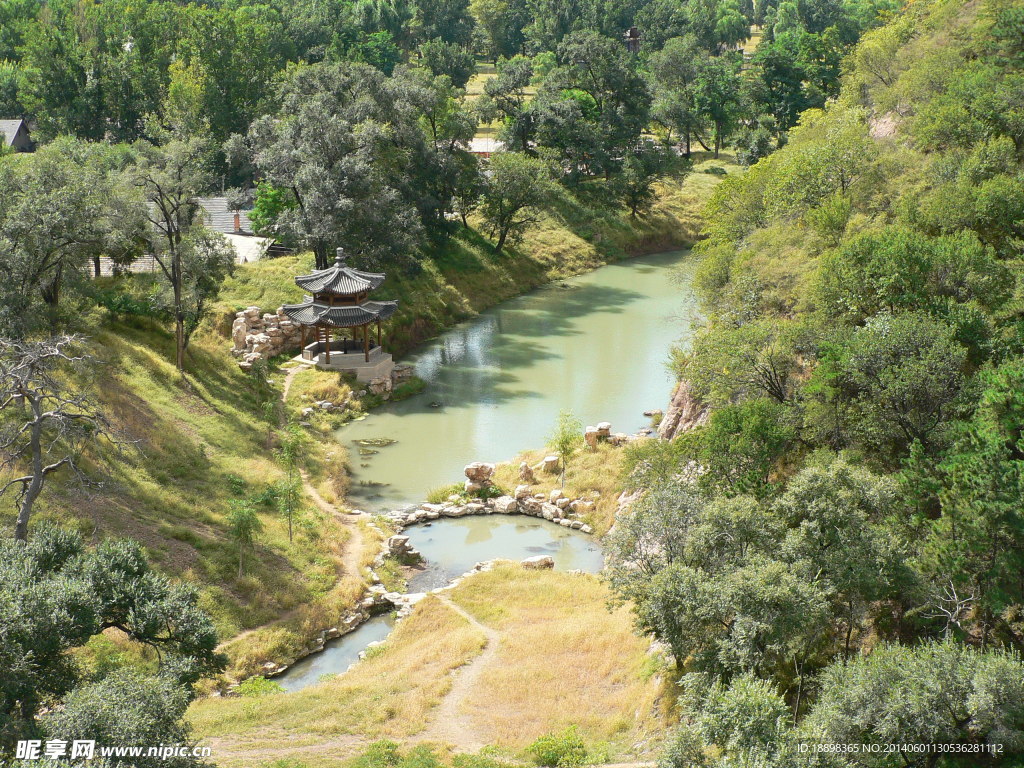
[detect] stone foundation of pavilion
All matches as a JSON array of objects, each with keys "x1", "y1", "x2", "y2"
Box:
[{"x1": 294, "y1": 339, "x2": 395, "y2": 382}]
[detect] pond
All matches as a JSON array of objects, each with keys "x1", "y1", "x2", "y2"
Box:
[{"x1": 339, "y1": 250, "x2": 698, "y2": 510}]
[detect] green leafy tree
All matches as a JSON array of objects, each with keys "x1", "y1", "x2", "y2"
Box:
[
  {"x1": 915, "y1": 359, "x2": 1024, "y2": 646},
  {"x1": 615, "y1": 142, "x2": 674, "y2": 217},
  {"x1": 812, "y1": 312, "x2": 972, "y2": 462},
  {"x1": 130, "y1": 137, "x2": 234, "y2": 371},
  {"x1": 418, "y1": 39, "x2": 476, "y2": 88},
  {"x1": 227, "y1": 500, "x2": 263, "y2": 578},
  {"x1": 229, "y1": 61, "x2": 431, "y2": 270},
  {"x1": 547, "y1": 410, "x2": 583, "y2": 487},
  {"x1": 0, "y1": 526, "x2": 224, "y2": 756},
  {"x1": 675, "y1": 398, "x2": 796, "y2": 498},
  {"x1": 800, "y1": 642, "x2": 1024, "y2": 766},
  {"x1": 648, "y1": 36, "x2": 707, "y2": 156},
  {"x1": 480, "y1": 152, "x2": 552, "y2": 253}
]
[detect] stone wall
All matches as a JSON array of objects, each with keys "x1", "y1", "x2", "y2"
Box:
[{"x1": 231, "y1": 306, "x2": 303, "y2": 371}]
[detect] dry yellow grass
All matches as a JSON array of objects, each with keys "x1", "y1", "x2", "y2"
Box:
[
  {"x1": 190, "y1": 594, "x2": 488, "y2": 767},
  {"x1": 438, "y1": 565, "x2": 671, "y2": 755}
]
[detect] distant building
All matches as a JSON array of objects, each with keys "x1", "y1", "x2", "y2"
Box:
[
  {"x1": 467, "y1": 137, "x2": 505, "y2": 158},
  {"x1": 194, "y1": 197, "x2": 273, "y2": 264},
  {"x1": 0, "y1": 119, "x2": 32, "y2": 152}
]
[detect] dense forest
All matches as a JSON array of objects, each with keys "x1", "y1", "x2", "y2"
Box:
[
  {"x1": 607, "y1": 0, "x2": 1024, "y2": 764},
  {"x1": 2, "y1": 0, "x2": 1024, "y2": 764}
]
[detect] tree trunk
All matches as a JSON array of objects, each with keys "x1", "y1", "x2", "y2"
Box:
[
  {"x1": 93, "y1": 255, "x2": 102, "y2": 278},
  {"x1": 714, "y1": 122, "x2": 722, "y2": 158},
  {"x1": 494, "y1": 227, "x2": 508, "y2": 254},
  {"x1": 14, "y1": 412, "x2": 43, "y2": 542},
  {"x1": 238, "y1": 549, "x2": 244, "y2": 579}
]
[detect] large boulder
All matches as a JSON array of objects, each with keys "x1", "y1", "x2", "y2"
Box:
[
  {"x1": 493, "y1": 496, "x2": 518, "y2": 514},
  {"x1": 540, "y1": 455, "x2": 560, "y2": 474},
  {"x1": 584, "y1": 426, "x2": 599, "y2": 450},
  {"x1": 519, "y1": 461, "x2": 536, "y2": 483},
  {"x1": 464, "y1": 462, "x2": 495, "y2": 485},
  {"x1": 521, "y1": 555, "x2": 555, "y2": 570}
]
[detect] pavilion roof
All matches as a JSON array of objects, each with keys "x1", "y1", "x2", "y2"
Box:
[
  {"x1": 294, "y1": 251, "x2": 386, "y2": 296},
  {"x1": 281, "y1": 299, "x2": 398, "y2": 328}
]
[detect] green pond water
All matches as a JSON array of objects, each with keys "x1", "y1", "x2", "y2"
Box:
[{"x1": 338, "y1": 250, "x2": 699, "y2": 510}]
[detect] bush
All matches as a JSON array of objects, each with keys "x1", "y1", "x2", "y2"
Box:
[
  {"x1": 426, "y1": 483, "x2": 464, "y2": 503},
  {"x1": 526, "y1": 726, "x2": 590, "y2": 768},
  {"x1": 236, "y1": 676, "x2": 284, "y2": 697}
]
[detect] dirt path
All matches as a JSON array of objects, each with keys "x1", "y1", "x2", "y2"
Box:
[
  {"x1": 217, "y1": 363, "x2": 366, "y2": 652},
  {"x1": 417, "y1": 596, "x2": 501, "y2": 751}
]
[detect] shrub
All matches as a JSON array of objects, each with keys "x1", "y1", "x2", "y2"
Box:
[
  {"x1": 236, "y1": 676, "x2": 284, "y2": 697},
  {"x1": 526, "y1": 726, "x2": 590, "y2": 768},
  {"x1": 426, "y1": 483, "x2": 464, "y2": 503}
]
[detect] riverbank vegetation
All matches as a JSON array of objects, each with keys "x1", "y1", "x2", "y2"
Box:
[{"x1": 607, "y1": 0, "x2": 1024, "y2": 764}]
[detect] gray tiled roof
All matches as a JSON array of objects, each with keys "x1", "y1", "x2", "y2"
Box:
[
  {"x1": 280, "y1": 299, "x2": 398, "y2": 328},
  {"x1": 0, "y1": 119, "x2": 26, "y2": 147},
  {"x1": 294, "y1": 264, "x2": 386, "y2": 295},
  {"x1": 195, "y1": 197, "x2": 253, "y2": 234}
]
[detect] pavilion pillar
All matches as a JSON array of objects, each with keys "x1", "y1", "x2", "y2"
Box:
[
  {"x1": 301, "y1": 324, "x2": 307, "y2": 353},
  {"x1": 324, "y1": 326, "x2": 331, "y2": 364},
  {"x1": 363, "y1": 323, "x2": 370, "y2": 362},
  {"x1": 376, "y1": 320, "x2": 381, "y2": 348}
]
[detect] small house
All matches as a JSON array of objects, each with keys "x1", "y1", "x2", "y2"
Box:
[{"x1": 0, "y1": 119, "x2": 32, "y2": 152}]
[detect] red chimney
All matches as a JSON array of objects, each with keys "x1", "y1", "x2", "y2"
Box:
[{"x1": 233, "y1": 212, "x2": 241, "y2": 232}]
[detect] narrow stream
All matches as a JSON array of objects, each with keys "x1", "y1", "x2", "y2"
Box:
[{"x1": 339, "y1": 250, "x2": 698, "y2": 510}]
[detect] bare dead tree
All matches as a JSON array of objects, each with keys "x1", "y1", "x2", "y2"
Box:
[
  {"x1": 924, "y1": 579, "x2": 977, "y2": 640},
  {"x1": 0, "y1": 336, "x2": 125, "y2": 541}
]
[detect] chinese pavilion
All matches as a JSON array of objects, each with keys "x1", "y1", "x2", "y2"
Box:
[{"x1": 282, "y1": 248, "x2": 399, "y2": 380}]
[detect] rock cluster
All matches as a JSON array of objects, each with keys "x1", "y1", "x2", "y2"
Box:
[
  {"x1": 463, "y1": 461, "x2": 496, "y2": 494},
  {"x1": 386, "y1": 534, "x2": 422, "y2": 563},
  {"x1": 231, "y1": 306, "x2": 303, "y2": 370},
  {"x1": 388, "y1": 490, "x2": 594, "y2": 534},
  {"x1": 583, "y1": 420, "x2": 632, "y2": 449}
]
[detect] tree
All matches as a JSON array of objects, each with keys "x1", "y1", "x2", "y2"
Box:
[
  {"x1": 0, "y1": 337, "x2": 123, "y2": 542},
  {"x1": 813, "y1": 313, "x2": 972, "y2": 462},
  {"x1": 479, "y1": 56, "x2": 535, "y2": 153},
  {"x1": 130, "y1": 137, "x2": 233, "y2": 372},
  {"x1": 547, "y1": 410, "x2": 583, "y2": 488},
  {"x1": 534, "y1": 32, "x2": 651, "y2": 176},
  {"x1": 916, "y1": 359, "x2": 1024, "y2": 646},
  {"x1": 0, "y1": 139, "x2": 145, "y2": 334},
  {"x1": 679, "y1": 320, "x2": 801, "y2": 407},
  {"x1": 42, "y1": 670, "x2": 205, "y2": 768},
  {"x1": 277, "y1": 425, "x2": 304, "y2": 543},
  {"x1": 418, "y1": 39, "x2": 476, "y2": 88},
  {"x1": 800, "y1": 642, "x2": 1024, "y2": 767},
  {"x1": 0, "y1": 526, "x2": 224, "y2": 756},
  {"x1": 692, "y1": 53, "x2": 742, "y2": 157},
  {"x1": 615, "y1": 142, "x2": 673, "y2": 217},
  {"x1": 480, "y1": 152, "x2": 552, "y2": 253},
  {"x1": 817, "y1": 227, "x2": 1010, "y2": 323},
  {"x1": 649, "y1": 36, "x2": 707, "y2": 156},
  {"x1": 229, "y1": 61, "x2": 430, "y2": 270},
  {"x1": 227, "y1": 500, "x2": 263, "y2": 578},
  {"x1": 675, "y1": 398, "x2": 796, "y2": 498}
]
